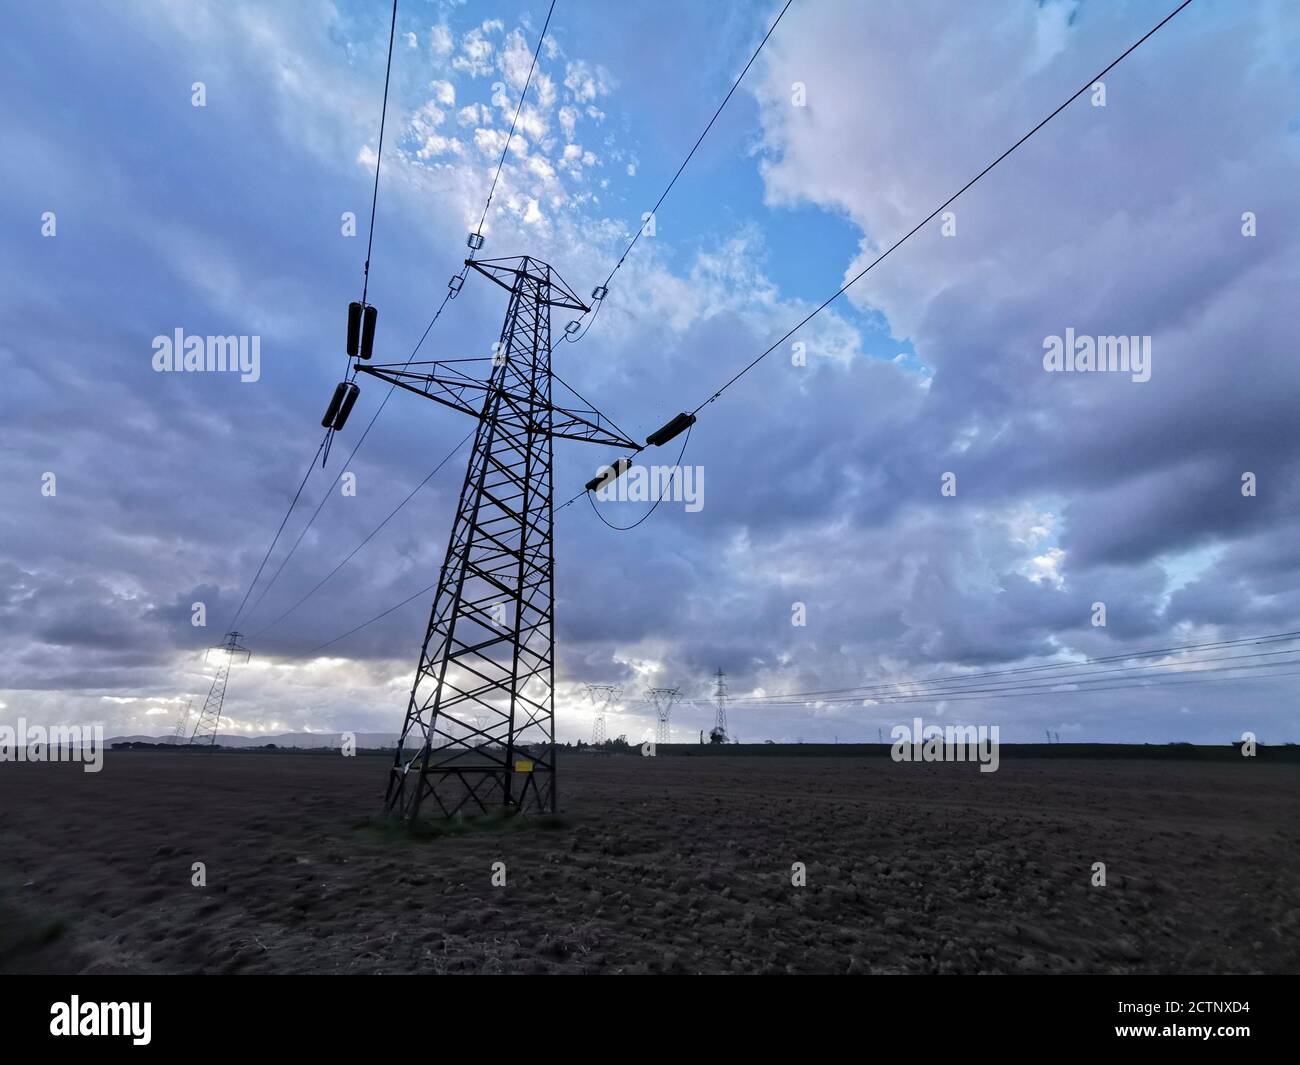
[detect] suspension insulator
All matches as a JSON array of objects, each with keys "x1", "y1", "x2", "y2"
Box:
[
  {"x1": 467, "y1": 232, "x2": 484, "y2": 250},
  {"x1": 332, "y1": 381, "x2": 361, "y2": 430},
  {"x1": 586, "y1": 457, "x2": 632, "y2": 493},
  {"x1": 360, "y1": 304, "x2": 378, "y2": 360},
  {"x1": 321, "y1": 381, "x2": 348, "y2": 428},
  {"x1": 592, "y1": 285, "x2": 608, "y2": 300},
  {"x1": 346, "y1": 302, "x2": 363, "y2": 357},
  {"x1": 645, "y1": 412, "x2": 696, "y2": 447}
]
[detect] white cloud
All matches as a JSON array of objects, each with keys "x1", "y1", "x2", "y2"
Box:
[
  {"x1": 1024, "y1": 547, "x2": 1066, "y2": 588},
  {"x1": 472, "y1": 125, "x2": 515, "y2": 159},
  {"x1": 558, "y1": 104, "x2": 578, "y2": 141},
  {"x1": 500, "y1": 28, "x2": 537, "y2": 92},
  {"x1": 526, "y1": 154, "x2": 556, "y2": 182},
  {"x1": 409, "y1": 100, "x2": 462, "y2": 158},
  {"x1": 429, "y1": 23, "x2": 453, "y2": 56},
  {"x1": 453, "y1": 26, "x2": 494, "y2": 77},
  {"x1": 564, "y1": 60, "x2": 613, "y2": 103},
  {"x1": 428, "y1": 79, "x2": 455, "y2": 107}
]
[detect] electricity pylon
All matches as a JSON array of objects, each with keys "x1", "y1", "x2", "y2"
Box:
[
  {"x1": 712, "y1": 668, "x2": 728, "y2": 742},
  {"x1": 189, "y1": 632, "x2": 251, "y2": 746},
  {"x1": 585, "y1": 684, "x2": 621, "y2": 745},
  {"x1": 357, "y1": 256, "x2": 639, "y2": 821},
  {"x1": 646, "y1": 687, "x2": 681, "y2": 746},
  {"x1": 171, "y1": 699, "x2": 193, "y2": 745}
]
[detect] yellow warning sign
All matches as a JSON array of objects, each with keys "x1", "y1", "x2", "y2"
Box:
[{"x1": 514, "y1": 759, "x2": 534, "y2": 773}]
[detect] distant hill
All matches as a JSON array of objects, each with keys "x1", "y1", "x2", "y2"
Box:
[{"x1": 105, "y1": 732, "x2": 401, "y2": 749}]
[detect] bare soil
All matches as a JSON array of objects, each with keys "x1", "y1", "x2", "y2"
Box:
[{"x1": 0, "y1": 751, "x2": 1296, "y2": 974}]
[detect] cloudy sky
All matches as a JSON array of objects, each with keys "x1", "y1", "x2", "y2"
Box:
[{"x1": 2, "y1": 0, "x2": 1298, "y2": 746}]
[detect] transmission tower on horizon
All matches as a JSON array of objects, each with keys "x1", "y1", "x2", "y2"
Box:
[
  {"x1": 646, "y1": 687, "x2": 681, "y2": 746},
  {"x1": 585, "y1": 684, "x2": 621, "y2": 745},
  {"x1": 355, "y1": 256, "x2": 640, "y2": 821},
  {"x1": 171, "y1": 699, "x2": 193, "y2": 745},
  {"x1": 712, "y1": 668, "x2": 729, "y2": 742},
  {"x1": 188, "y1": 632, "x2": 251, "y2": 746}
]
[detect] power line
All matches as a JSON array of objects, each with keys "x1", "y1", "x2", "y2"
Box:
[
  {"x1": 239, "y1": 299, "x2": 459, "y2": 627},
  {"x1": 561, "y1": 0, "x2": 1193, "y2": 524},
  {"x1": 286, "y1": 441, "x2": 668, "y2": 654},
  {"x1": 302, "y1": 579, "x2": 438, "y2": 658},
  {"x1": 732, "y1": 629, "x2": 1300, "y2": 703},
  {"x1": 291, "y1": 594, "x2": 1300, "y2": 711},
  {"x1": 292, "y1": 609, "x2": 1300, "y2": 709},
  {"x1": 473, "y1": 0, "x2": 556, "y2": 239},
  {"x1": 584, "y1": 425, "x2": 692, "y2": 531},
  {"x1": 228, "y1": 433, "x2": 327, "y2": 629},
  {"x1": 249, "y1": 426, "x2": 475, "y2": 639},
  {"x1": 725, "y1": 648, "x2": 1300, "y2": 707},
  {"x1": 562, "y1": 0, "x2": 794, "y2": 344},
  {"x1": 561, "y1": 0, "x2": 1197, "y2": 528},
  {"x1": 687, "y1": 0, "x2": 1194, "y2": 415},
  {"x1": 243, "y1": 5, "x2": 558, "y2": 626},
  {"x1": 230, "y1": 3, "x2": 400, "y2": 629},
  {"x1": 725, "y1": 660, "x2": 1300, "y2": 710},
  {"x1": 361, "y1": 0, "x2": 399, "y2": 307}
]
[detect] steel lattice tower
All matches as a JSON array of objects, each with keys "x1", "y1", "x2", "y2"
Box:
[
  {"x1": 358, "y1": 256, "x2": 638, "y2": 821},
  {"x1": 646, "y1": 687, "x2": 680, "y2": 746},
  {"x1": 189, "y1": 632, "x2": 251, "y2": 746},
  {"x1": 171, "y1": 699, "x2": 193, "y2": 745},
  {"x1": 585, "y1": 684, "x2": 621, "y2": 745},
  {"x1": 713, "y1": 668, "x2": 728, "y2": 741}
]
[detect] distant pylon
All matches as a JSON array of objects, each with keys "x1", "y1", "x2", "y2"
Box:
[
  {"x1": 171, "y1": 699, "x2": 194, "y2": 745},
  {"x1": 189, "y1": 632, "x2": 251, "y2": 746},
  {"x1": 646, "y1": 687, "x2": 680, "y2": 746},
  {"x1": 585, "y1": 684, "x2": 621, "y2": 745},
  {"x1": 713, "y1": 668, "x2": 729, "y2": 742}
]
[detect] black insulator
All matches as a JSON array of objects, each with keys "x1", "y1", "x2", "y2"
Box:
[
  {"x1": 333, "y1": 382, "x2": 361, "y2": 430},
  {"x1": 360, "y1": 304, "x2": 378, "y2": 360},
  {"x1": 346, "y1": 302, "x2": 363, "y2": 356},
  {"x1": 586, "y1": 457, "x2": 632, "y2": 493},
  {"x1": 321, "y1": 382, "x2": 349, "y2": 428},
  {"x1": 645, "y1": 412, "x2": 696, "y2": 447}
]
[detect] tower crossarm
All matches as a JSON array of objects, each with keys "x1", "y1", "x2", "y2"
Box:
[
  {"x1": 467, "y1": 256, "x2": 589, "y2": 312},
  {"x1": 356, "y1": 360, "x2": 640, "y2": 449}
]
